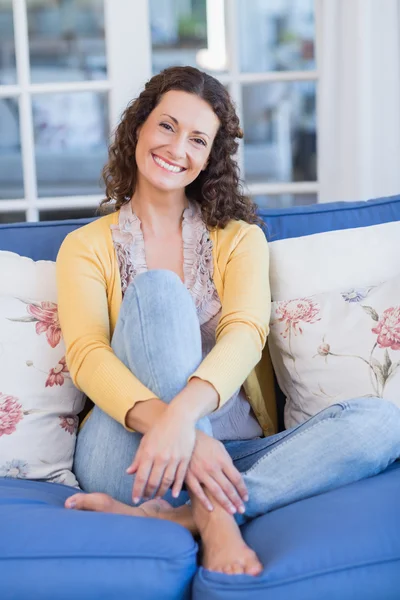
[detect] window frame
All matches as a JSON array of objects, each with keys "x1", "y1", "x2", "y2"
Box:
[{"x1": 0, "y1": 0, "x2": 319, "y2": 222}]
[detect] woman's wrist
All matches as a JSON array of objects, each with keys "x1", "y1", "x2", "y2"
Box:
[
  {"x1": 167, "y1": 377, "x2": 219, "y2": 424},
  {"x1": 125, "y1": 398, "x2": 167, "y2": 433}
]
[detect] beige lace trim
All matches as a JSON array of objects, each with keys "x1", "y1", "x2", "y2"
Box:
[{"x1": 110, "y1": 201, "x2": 221, "y2": 326}]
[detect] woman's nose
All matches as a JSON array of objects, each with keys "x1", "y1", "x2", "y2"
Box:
[{"x1": 167, "y1": 136, "x2": 186, "y2": 160}]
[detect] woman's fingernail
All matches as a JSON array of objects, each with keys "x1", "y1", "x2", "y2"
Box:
[
  {"x1": 239, "y1": 505, "x2": 245, "y2": 514},
  {"x1": 207, "y1": 504, "x2": 213, "y2": 512},
  {"x1": 244, "y1": 494, "x2": 249, "y2": 502},
  {"x1": 67, "y1": 500, "x2": 76, "y2": 509},
  {"x1": 229, "y1": 506, "x2": 236, "y2": 514},
  {"x1": 133, "y1": 497, "x2": 140, "y2": 505}
]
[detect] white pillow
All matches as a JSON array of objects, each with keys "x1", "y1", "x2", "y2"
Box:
[
  {"x1": 0, "y1": 251, "x2": 85, "y2": 486},
  {"x1": 269, "y1": 220, "x2": 400, "y2": 300},
  {"x1": 268, "y1": 274, "x2": 400, "y2": 429}
]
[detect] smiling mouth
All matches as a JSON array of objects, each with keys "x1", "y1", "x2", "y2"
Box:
[{"x1": 152, "y1": 153, "x2": 186, "y2": 174}]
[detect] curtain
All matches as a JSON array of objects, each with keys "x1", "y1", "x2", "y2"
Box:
[{"x1": 317, "y1": 0, "x2": 400, "y2": 202}]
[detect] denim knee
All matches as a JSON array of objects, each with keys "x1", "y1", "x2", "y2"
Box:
[
  {"x1": 120, "y1": 270, "x2": 198, "y2": 328},
  {"x1": 343, "y1": 397, "x2": 400, "y2": 458}
]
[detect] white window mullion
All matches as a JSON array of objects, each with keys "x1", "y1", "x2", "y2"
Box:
[
  {"x1": 0, "y1": 199, "x2": 27, "y2": 212},
  {"x1": 13, "y1": 0, "x2": 38, "y2": 222},
  {"x1": 238, "y1": 71, "x2": 318, "y2": 84},
  {"x1": 35, "y1": 196, "x2": 102, "y2": 210},
  {"x1": 29, "y1": 81, "x2": 111, "y2": 95},
  {"x1": 247, "y1": 181, "x2": 319, "y2": 197},
  {"x1": 0, "y1": 85, "x2": 20, "y2": 98},
  {"x1": 225, "y1": 0, "x2": 244, "y2": 176},
  {"x1": 105, "y1": 0, "x2": 152, "y2": 132}
]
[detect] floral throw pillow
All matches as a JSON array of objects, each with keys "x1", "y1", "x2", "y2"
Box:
[
  {"x1": 0, "y1": 253, "x2": 85, "y2": 486},
  {"x1": 268, "y1": 274, "x2": 400, "y2": 429}
]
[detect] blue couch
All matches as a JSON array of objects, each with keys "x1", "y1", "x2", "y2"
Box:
[{"x1": 1, "y1": 196, "x2": 400, "y2": 599}]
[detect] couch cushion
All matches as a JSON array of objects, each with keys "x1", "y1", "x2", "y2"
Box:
[
  {"x1": 0, "y1": 478, "x2": 197, "y2": 600},
  {"x1": 1, "y1": 195, "x2": 400, "y2": 262},
  {"x1": 193, "y1": 461, "x2": 400, "y2": 600},
  {"x1": 260, "y1": 194, "x2": 400, "y2": 242}
]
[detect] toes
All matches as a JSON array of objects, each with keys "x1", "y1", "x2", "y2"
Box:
[
  {"x1": 65, "y1": 493, "x2": 87, "y2": 510},
  {"x1": 231, "y1": 562, "x2": 244, "y2": 575},
  {"x1": 65, "y1": 492, "x2": 114, "y2": 512},
  {"x1": 246, "y1": 559, "x2": 263, "y2": 576},
  {"x1": 222, "y1": 565, "x2": 233, "y2": 575}
]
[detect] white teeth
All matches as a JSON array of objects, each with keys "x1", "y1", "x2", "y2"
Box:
[{"x1": 153, "y1": 155, "x2": 184, "y2": 173}]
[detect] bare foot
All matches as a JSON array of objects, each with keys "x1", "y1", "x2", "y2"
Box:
[
  {"x1": 201, "y1": 515, "x2": 263, "y2": 576},
  {"x1": 64, "y1": 492, "x2": 197, "y2": 534},
  {"x1": 190, "y1": 490, "x2": 263, "y2": 576},
  {"x1": 65, "y1": 492, "x2": 173, "y2": 517}
]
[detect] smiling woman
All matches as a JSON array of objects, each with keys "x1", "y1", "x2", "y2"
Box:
[
  {"x1": 56, "y1": 64, "x2": 400, "y2": 579},
  {"x1": 100, "y1": 66, "x2": 259, "y2": 229}
]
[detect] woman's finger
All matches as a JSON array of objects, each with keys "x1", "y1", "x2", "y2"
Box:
[
  {"x1": 214, "y1": 472, "x2": 245, "y2": 513},
  {"x1": 223, "y1": 463, "x2": 249, "y2": 502},
  {"x1": 126, "y1": 453, "x2": 140, "y2": 475},
  {"x1": 185, "y1": 471, "x2": 213, "y2": 511},
  {"x1": 156, "y1": 461, "x2": 180, "y2": 499},
  {"x1": 170, "y1": 460, "x2": 188, "y2": 499},
  {"x1": 199, "y1": 474, "x2": 237, "y2": 515},
  {"x1": 132, "y1": 459, "x2": 153, "y2": 504},
  {"x1": 142, "y1": 460, "x2": 168, "y2": 499}
]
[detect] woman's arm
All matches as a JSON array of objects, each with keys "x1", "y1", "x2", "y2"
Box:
[
  {"x1": 189, "y1": 224, "x2": 271, "y2": 408},
  {"x1": 126, "y1": 382, "x2": 248, "y2": 514},
  {"x1": 56, "y1": 230, "x2": 158, "y2": 427},
  {"x1": 126, "y1": 377, "x2": 218, "y2": 431}
]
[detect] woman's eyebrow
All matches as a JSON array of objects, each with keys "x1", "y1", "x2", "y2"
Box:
[{"x1": 160, "y1": 113, "x2": 210, "y2": 138}]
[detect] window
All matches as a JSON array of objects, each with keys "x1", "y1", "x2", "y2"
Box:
[
  {"x1": 149, "y1": 0, "x2": 318, "y2": 209},
  {"x1": 0, "y1": 0, "x2": 143, "y2": 223},
  {"x1": 0, "y1": 0, "x2": 317, "y2": 223}
]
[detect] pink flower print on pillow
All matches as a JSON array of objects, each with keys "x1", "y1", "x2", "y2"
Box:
[
  {"x1": 0, "y1": 394, "x2": 23, "y2": 436},
  {"x1": 372, "y1": 306, "x2": 400, "y2": 351},
  {"x1": 9, "y1": 300, "x2": 62, "y2": 348},
  {"x1": 46, "y1": 357, "x2": 69, "y2": 387},
  {"x1": 59, "y1": 415, "x2": 79, "y2": 435},
  {"x1": 274, "y1": 298, "x2": 321, "y2": 337},
  {"x1": 27, "y1": 301, "x2": 61, "y2": 348}
]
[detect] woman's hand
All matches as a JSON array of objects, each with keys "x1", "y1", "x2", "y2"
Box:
[
  {"x1": 126, "y1": 408, "x2": 196, "y2": 504},
  {"x1": 185, "y1": 431, "x2": 249, "y2": 514}
]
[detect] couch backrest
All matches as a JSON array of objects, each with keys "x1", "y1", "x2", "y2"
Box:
[{"x1": 1, "y1": 195, "x2": 400, "y2": 261}]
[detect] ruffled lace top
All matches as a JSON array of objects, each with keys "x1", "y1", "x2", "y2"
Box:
[{"x1": 110, "y1": 201, "x2": 221, "y2": 326}]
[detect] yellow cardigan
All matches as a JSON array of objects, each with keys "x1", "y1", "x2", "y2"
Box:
[{"x1": 56, "y1": 211, "x2": 277, "y2": 436}]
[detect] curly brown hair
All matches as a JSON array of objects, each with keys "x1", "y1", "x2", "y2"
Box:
[{"x1": 100, "y1": 66, "x2": 261, "y2": 228}]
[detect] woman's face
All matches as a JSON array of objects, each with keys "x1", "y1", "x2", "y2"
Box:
[{"x1": 135, "y1": 90, "x2": 220, "y2": 192}]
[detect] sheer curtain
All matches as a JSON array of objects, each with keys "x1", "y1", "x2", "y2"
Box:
[{"x1": 317, "y1": 0, "x2": 400, "y2": 202}]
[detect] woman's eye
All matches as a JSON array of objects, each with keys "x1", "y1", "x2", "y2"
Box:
[
  {"x1": 193, "y1": 138, "x2": 206, "y2": 147},
  {"x1": 160, "y1": 122, "x2": 173, "y2": 131}
]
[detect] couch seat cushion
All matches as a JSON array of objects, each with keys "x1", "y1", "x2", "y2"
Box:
[
  {"x1": 0, "y1": 478, "x2": 197, "y2": 600},
  {"x1": 193, "y1": 461, "x2": 400, "y2": 600}
]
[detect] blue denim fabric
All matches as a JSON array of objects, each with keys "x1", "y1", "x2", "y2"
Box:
[{"x1": 74, "y1": 270, "x2": 400, "y2": 520}]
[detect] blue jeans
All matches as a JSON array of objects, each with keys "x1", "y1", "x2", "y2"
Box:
[{"x1": 74, "y1": 270, "x2": 400, "y2": 524}]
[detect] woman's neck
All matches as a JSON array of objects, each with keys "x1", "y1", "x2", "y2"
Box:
[{"x1": 131, "y1": 180, "x2": 188, "y2": 237}]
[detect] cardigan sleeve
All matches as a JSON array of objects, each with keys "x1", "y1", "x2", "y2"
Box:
[
  {"x1": 56, "y1": 230, "x2": 158, "y2": 428},
  {"x1": 189, "y1": 224, "x2": 271, "y2": 407}
]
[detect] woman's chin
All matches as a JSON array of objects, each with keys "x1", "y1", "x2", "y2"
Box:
[{"x1": 146, "y1": 174, "x2": 188, "y2": 192}]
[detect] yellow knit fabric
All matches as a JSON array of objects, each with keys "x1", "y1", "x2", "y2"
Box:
[{"x1": 56, "y1": 211, "x2": 277, "y2": 436}]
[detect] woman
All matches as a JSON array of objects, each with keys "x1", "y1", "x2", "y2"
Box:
[{"x1": 56, "y1": 66, "x2": 400, "y2": 576}]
